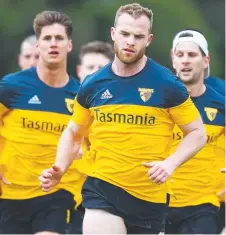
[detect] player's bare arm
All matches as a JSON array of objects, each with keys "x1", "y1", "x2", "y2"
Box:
[
  {"x1": 39, "y1": 120, "x2": 87, "y2": 191},
  {"x1": 144, "y1": 116, "x2": 207, "y2": 184}
]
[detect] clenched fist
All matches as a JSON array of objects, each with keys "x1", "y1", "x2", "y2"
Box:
[{"x1": 39, "y1": 165, "x2": 64, "y2": 192}]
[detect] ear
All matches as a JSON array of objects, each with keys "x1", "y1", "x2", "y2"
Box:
[
  {"x1": 111, "y1": 27, "x2": 116, "y2": 41},
  {"x1": 35, "y1": 40, "x2": 39, "y2": 50},
  {"x1": 170, "y1": 49, "x2": 176, "y2": 69},
  {"x1": 68, "y1": 40, "x2": 73, "y2": 53},
  {"x1": 146, "y1": 33, "x2": 153, "y2": 47},
  {"x1": 76, "y1": 65, "x2": 83, "y2": 82},
  {"x1": 18, "y1": 54, "x2": 22, "y2": 68},
  {"x1": 170, "y1": 49, "x2": 174, "y2": 61},
  {"x1": 76, "y1": 65, "x2": 81, "y2": 77},
  {"x1": 203, "y1": 55, "x2": 210, "y2": 70}
]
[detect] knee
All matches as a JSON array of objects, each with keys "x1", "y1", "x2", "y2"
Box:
[{"x1": 34, "y1": 232, "x2": 60, "y2": 235}]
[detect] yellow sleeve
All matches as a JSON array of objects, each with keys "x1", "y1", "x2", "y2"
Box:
[
  {"x1": 216, "y1": 131, "x2": 225, "y2": 154},
  {"x1": 0, "y1": 103, "x2": 8, "y2": 120},
  {"x1": 169, "y1": 97, "x2": 200, "y2": 126},
  {"x1": 71, "y1": 98, "x2": 93, "y2": 127}
]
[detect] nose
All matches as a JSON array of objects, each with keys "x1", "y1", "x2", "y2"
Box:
[
  {"x1": 181, "y1": 54, "x2": 190, "y2": 64},
  {"x1": 30, "y1": 56, "x2": 38, "y2": 66},
  {"x1": 50, "y1": 38, "x2": 57, "y2": 47},
  {"x1": 91, "y1": 65, "x2": 100, "y2": 74},
  {"x1": 126, "y1": 35, "x2": 135, "y2": 46}
]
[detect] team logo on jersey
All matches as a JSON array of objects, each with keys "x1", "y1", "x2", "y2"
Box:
[
  {"x1": 138, "y1": 88, "x2": 154, "y2": 102},
  {"x1": 204, "y1": 107, "x2": 218, "y2": 121},
  {"x1": 65, "y1": 98, "x2": 74, "y2": 114}
]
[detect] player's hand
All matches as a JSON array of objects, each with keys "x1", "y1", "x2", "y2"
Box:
[
  {"x1": 0, "y1": 172, "x2": 10, "y2": 196},
  {"x1": 143, "y1": 161, "x2": 175, "y2": 184},
  {"x1": 39, "y1": 165, "x2": 64, "y2": 192},
  {"x1": 77, "y1": 147, "x2": 84, "y2": 159},
  {"x1": 218, "y1": 168, "x2": 226, "y2": 198},
  {"x1": 218, "y1": 188, "x2": 226, "y2": 198}
]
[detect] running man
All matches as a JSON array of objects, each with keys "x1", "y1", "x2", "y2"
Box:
[{"x1": 40, "y1": 4, "x2": 206, "y2": 234}]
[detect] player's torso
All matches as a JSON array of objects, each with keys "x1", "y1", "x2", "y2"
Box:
[
  {"x1": 169, "y1": 85, "x2": 225, "y2": 207},
  {"x1": 1, "y1": 77, "x2": 76, "y2": 145},
  {"x1": 0, "y1": 68, "x2": 84, "y2": 199},
  {"x1": 82, "y1": 60, "x2": 194, "y2": 203},
  {"x1": 88, "y1": 64, "x2": 178, "y2": 163}
]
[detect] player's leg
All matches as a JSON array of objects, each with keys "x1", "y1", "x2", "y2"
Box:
[
  {"x1": 82, "y1": 177, "x2": 168, "y2": 234},
  {"x1": 217, "y1": 202, "x2": 225, "y2": 233},
  {"x1": 32, "y1": 189, "x2": 76, "y2": 234},
  {"x1": 35, "y1": 232, "x2": 59, "y2": 235},
  {"x1": 177, "y1": 203, "x2": 219, "y2": 234},
  {"x1": 83, "y1": 208, "x2": 127, "y2": 234},
  {"x1": 66, "y1": 206, "x2": 84, "y2": 234},
  {"x1": 163, "y1": 206, "x2": 180, "y2": 235},
  {"x1": 0, "y1": 199, "x2": 32, "y2": 234},
  {"x1": 165, "y1": 220, "x2": 179, "y2": 234},
  {"x1": 127, "y1": 225, "x2": 163, "y2": 234}
]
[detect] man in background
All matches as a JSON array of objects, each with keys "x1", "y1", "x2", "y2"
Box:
[
  {"x1": 0, "y1": 11, "x2": 84, "y2": 234},
  {"x1": 166, "y1": 29, "x2": 225, "y2": 234},
  {"x1": 76, "y1": 40, "x2": 114, "y2": 83},
  {"x1": 205, "y1": 74, "x2": 225, "y2": 235},
  {"x1": 18, "y1": 35, "x2": 39, "y2": 70},
  {"x1": 67, "y1": 40, "x2": 114, "y2": 234}
]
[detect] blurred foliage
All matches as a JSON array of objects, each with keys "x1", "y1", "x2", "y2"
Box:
[{"x1": 0, "y1": 0, "x2": 224, "y2": 79}]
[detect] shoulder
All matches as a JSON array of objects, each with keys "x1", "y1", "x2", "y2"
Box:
[
  {"x1": 205, "y1": 76, "x2": 225, "y2": 95},
  {"x1": 69, "y1": 75, "x2": 80, "y2": 86},
  {"x1": 0, "y1": 68, "x2": 37, "y2": 106},
  {"x1": 1, "y1": 68, "x2": 36, "y2": 87},
  {"x1": 76, "y1": 63, "x2": 112, "y2": 108},
  {"x1": 63, "y1": 75, "x2": 81, "y2": 98},
  {"x1": 206, "y1": 76, "x2": 224, "y2": 85},
  {"x1": 146, "y1": 58, "x2": 189, "y2": 108},
  {"x1": 81, "y1": 63, "x2": 112, "y2": 89},
  {"x1": 147, "y1": 58, "x2": 180, "y2": 86},
  {"x1": 206, "y1": 84, "x2": 225, "y2": 104}
]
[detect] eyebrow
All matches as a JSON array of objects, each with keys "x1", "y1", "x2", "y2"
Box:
[
  {"x1": 42, "y1": 34, "x2": 65, "y2": 38},
  {"x1": 175, "y1": 50, "x2": 199, "y2": 55},
  {"x1": 120, "y1": 30, "x2": 145, "y2": 37}
]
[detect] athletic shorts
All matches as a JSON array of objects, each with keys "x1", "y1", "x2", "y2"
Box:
[
  {"x1": 166, "y1": 203, "x2": 219, "y2": 234},
  {"x1": 82, "y1": 177, "x2": 169, "y2": 233},
  {"x1": 66, "y1": 205, "x2": 84, "y2": 234},
  {"x1": 0, "y1": 189, "x2": 76, "y2": 234},
  {"x1": 217, "y1": 202, "x2": 225, "y2": 234}
]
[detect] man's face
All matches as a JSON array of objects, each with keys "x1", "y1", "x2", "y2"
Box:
[
  {"x1": 18, "y1": 43, "x2": 39, "y2": 70},
  {"x1": 111, "y1": 13, "x2": 153, "y2": 64},
  {"x1": 172, "y1": 41, "x2": 209, "y2": 84},
  {"x1": 36, "y1": 23, "x2": 72, "y2": 66},
  {"x1": 78, "y1": 53, "x2": 111, "y2": 82}
]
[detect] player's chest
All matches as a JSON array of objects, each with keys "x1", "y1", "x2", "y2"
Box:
[
  {"x1": 89, "y1": 81, "x2": 168, "y2": 108},
  {"x1": 11, "y1": 88, "x2": 76, "y2": 115}
]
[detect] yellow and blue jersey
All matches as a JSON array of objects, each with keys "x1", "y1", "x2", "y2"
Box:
[
  {"x1": 205, "y1": 76, "x2": 225, "y2": 96},
  {"x1": 169, "y1": 84, "x2": 225, "y2": 207},
  {"x1": 214, "y1": 133, "x2": 225, "y2": 202},
  {"x1": 0, "y1": 67, "x2": 85, "y2": 204},
  {"x1": 206, "y1": 76, "x2": 225, "y2": 202},
  {"x1": 72, "y1": 58, "x2": 200, "y2": 203}
]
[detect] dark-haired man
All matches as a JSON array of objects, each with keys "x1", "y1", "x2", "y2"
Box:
[
  {"x1": 0, "y1": 11, "x2": 85, "y2": 234},
  {"x1": 166, "y1": 29, "x2": 225, "y2": 234}
]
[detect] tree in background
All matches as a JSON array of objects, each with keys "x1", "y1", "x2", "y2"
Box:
[{"x1": 0, "y1": 0, "x2": 224, "y2": 79}]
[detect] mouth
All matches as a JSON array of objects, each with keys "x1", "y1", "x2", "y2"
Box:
[
  {"x1": 181, "y1": 68, "x2": 192, "y2": 73},
  {"x1": 123, "y1": 48, "x2": 135, "y2": 53},
  {"x1": 181, "y1": 68, "x2": 192, "y2": 75},
  {"x1": 48, "y1": 51, "x2": 59, "y2": 56}
]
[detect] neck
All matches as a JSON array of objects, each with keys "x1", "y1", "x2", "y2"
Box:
[
  {"x1": 112, "y1": 55, "x2": 147, "y2": 77},
  {"x1": 185, "y1": 79, "x2": 206, "y2": 97},
  {"x1": 36, "y1": 59, "x2": 69, "y2": 88}
]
